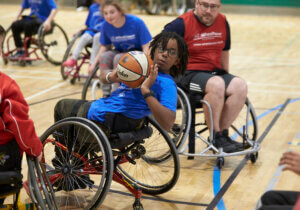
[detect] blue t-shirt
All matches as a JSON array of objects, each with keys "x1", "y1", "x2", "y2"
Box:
[
  {"x1": 22, "y1": 0, "x2": 57, "y2": 22},
  {"x1": 100, "y1": 14, "x2": 152, "y2": 52},
  {"x1": 87, "y1": 72, "x2": 177, "y2": 122},
  {"x1": 84, "y1": 3, "x2": 105, "y2": 36}
]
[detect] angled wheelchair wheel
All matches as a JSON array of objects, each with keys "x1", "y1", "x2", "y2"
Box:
[
  {"x1": 35, "y1": 117, "x2": 113, "y2": 209},
  {"x1": 81, "y1": 66, "x2": 101, "y2": 100},
  {"x1": 38, "y1": 22, "x2": 69, "y2": 65},
  {"x1": 169, "y1": 87, "x2": 191, "y2": 150},
  {"x1": 1, "y1": 26, "x2": 13, "y2": 65},
  {"x1": 61, "y1": 30, "x2": 91, "y2": 81},
  {"x1": 229, "y1": 98, "x2": 258, "y2": 145},
  {"x1": 116, "y1": 117, "x2": 180, "y2": 195}
]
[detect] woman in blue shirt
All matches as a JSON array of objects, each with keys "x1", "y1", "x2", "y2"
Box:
[
  {"x1": 63, "y1": 0, "x2": 105, "y2": 68},
  {"x1": 11, "y1": 0, "x2": 57, "y2": 58},
  {"x1": 89, "y1": 0, "x2": 152, "y2": 97}
]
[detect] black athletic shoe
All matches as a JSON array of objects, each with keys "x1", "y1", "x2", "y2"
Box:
[{"x1": 222, "y1": 129, "x2": 245, "y2": 151}]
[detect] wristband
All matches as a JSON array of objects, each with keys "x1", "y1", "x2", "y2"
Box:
[
  {"x1": 143, "y1": 90, "x2": 155, "y2": 99},
  {"x1": 105, "y1": 72, "x2": 112, "y2": 83}
]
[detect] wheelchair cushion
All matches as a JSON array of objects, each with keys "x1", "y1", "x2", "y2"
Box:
[
  {"x1": 0, "y1": 171, "x2": 23, "y2": 197},
  {"x1": 109, "y1": 126, "x2": 153, "y2": 149}
]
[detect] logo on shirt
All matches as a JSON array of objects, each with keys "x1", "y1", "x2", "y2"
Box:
[
  {"x1": 193, "y1": 32, "x2": 222, "y2": 41},
  {"x1": 112, "y1": 35, "x2": 136, "y2": 42}
]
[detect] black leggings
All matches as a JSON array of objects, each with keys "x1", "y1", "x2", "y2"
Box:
[{"x1": 11, "y1": 16, "x2": 42, "y2": 48}]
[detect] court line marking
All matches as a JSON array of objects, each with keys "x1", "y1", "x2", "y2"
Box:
[
  {"x1": 1, "y1": 67, "x2": 60, "y2": 75},
  {"x1": 7, "y1": 75, "x2": 60, "y2": 81},
  {"x1": 25, "y1": 81, "x2": 68, "y2": 101},
  {"x1": 209, "y1": 98, "x2": 292, "y2": 210}
]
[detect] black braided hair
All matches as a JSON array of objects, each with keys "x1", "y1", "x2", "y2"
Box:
[{"x1": 149, "y1": 31, "x2": 188, "y2": 78}]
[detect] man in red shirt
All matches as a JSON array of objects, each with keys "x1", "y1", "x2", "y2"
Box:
[
  {"x1": 0, "y1": 25, "x2": 43, "y2": 201},
  {"x1": 164, "y1": 0, "x2": 247, "y2": 153}
]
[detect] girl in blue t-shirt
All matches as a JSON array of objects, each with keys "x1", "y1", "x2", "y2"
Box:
[
  {"x1": 63, "y1": 0, "x2": 105, "y2": 68},
  {"x1": 11, "y1": 0, "x2": 57, "y2": 58},
  {"x1": 89, "y1": 0, "x2": 152, "y2": 97},
  {"x1": 55, "y1": 31, "x2": 188, "y2": 132}
]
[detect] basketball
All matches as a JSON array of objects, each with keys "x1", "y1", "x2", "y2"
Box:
[{"x1": 117, "y1": 51, "x2": 153, "y2": 88}]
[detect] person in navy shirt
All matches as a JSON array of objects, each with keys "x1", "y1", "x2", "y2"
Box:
[
  {"x1": 11, "y1": 0, "x2": 57, "y2": 58},
  {"x1": 63, "y1": 0, "x2": 105, "y2": 68},
  {"x1": 54, "y1": 31, "x2": 188, "y2": 136},
  {"x1": 89, "y1": 0, "x2": 152, "y2": 97}
]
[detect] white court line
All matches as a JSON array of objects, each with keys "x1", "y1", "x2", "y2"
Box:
[
  {"x1": 9, "y1": 75, "x2": 60, "y2": 81},
  {"x1": 248, "y1": 81, "x2": 300, "y2": 89},
  {"x1": 1, "y1": 67, "x2": 60, "y2": 75},
  {"x1": 249, "y1": 89, "x2": 300, "y2": 96},
  {"x1": 25, "y1": 81, "x2": 68, "y2": 101}
]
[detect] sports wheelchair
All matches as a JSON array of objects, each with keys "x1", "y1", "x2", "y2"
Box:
[
  {"x1": 24, "y1": 117, "x2": 180, "y2": 209},
  {"x1": 170, "y1": 86, "x2": 260, "y2": 169},
  {"x1": 2, "y1": 22, "x2": 69, "y2": 66},
  {"x1": 60, "y1": 29, "x2": 98, "y2": 84}
]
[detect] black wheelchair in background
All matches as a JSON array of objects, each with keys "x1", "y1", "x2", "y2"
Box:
[
  {"x1": 2, "y1": 22, "x2": 69, "y2": 66},
  {"x1": 24, "y1": 117, "x2": 180, "y2": 209}
]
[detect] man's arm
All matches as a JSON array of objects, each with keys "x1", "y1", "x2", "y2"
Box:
[
  {"x1": 15, "y1": 7, "x2": 25, "y2": 21},
  {"x1": 221, "y1": 50, "x2": 229, "y2": 72}
]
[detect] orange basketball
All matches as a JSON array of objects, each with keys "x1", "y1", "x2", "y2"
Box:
[{"x1": 117, "y1": 51, "x2": 153, "y2": 88}]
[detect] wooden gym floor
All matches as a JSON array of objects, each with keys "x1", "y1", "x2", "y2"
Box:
[{"x1": 0, "y1": 4, "x2": 300, "y2": 210}]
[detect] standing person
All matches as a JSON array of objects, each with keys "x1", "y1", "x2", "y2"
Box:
[
  {"x1": 0, "y1": 25, "x2": 43, "y2": 203},
  {"x1": 163, "y1": 0, "x2": 247, "y2": 153},
  {"x1": 89, "y1": 0, "x2": 152, "y2": 97},
  {"x1": 256, "y1": 151, "x2": 300, "y2": 210},
  {"x1": 63, "y1": 0, "x2": 105, "y2": 68},
  {"x1": 11, "y1": 0, "x2": 57, "y2": 58}
]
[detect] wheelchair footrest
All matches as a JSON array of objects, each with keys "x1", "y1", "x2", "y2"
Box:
[{"x1": 110, "y1": 127, "x2": 153, "y2": 149}]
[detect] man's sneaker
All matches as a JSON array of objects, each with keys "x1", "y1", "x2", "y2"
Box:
[
  {"x1": 62, "y1": 58, "x2": 76, "y2": 67},
  {"x1": 213, "y1": 136, "x2": 237, "y2": 153},
  {"x1": 11, "y1": 50, "x2": 25, "y2": 59},
  {"x1": 222, "y1": 129, "x2": 245, "y2": 151}
]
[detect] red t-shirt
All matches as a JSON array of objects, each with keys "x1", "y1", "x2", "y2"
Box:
[{"x1": 180, "y1": 11, "x2": 228, "y2": 71}]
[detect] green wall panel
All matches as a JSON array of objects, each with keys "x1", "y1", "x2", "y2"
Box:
[{"x1": 222, "y1": 0, "x2": 300, "y2": 7}]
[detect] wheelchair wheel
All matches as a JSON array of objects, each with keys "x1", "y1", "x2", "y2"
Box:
[
  {"x1": 2, "y1": 26, "x2": 14, "y2": 64},
  {"x1": 169, "y1": 87, "x2": 191, "y2": 150},
  {"x1": 230, "y1": 98, "x2": 258, "y2": 144},
  {"x1": 81, "y1": 65, "x2": 102, "y2": 100},
  {"x1": 116, "y1": 117, "x2": 180, "y2": 195},
  {"x1": 38, "y1": 22, "x2": 69, "y2": 65},
  {"x1": 61, "y1": 30, "x2": 91, "y2": 81},
  {"x1": 36, "y1": 117, "x2": 113, "y2": 209}
]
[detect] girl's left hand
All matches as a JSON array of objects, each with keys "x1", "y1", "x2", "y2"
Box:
[{"x1": 141, "y1": 64, "x2": 158, "y2": 93}]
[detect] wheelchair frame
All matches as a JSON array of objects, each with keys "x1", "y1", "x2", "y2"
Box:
[
  {"x1": 171, "y1": 87, "x2": 260, "y2": 168},
  {"x1": 25, "y1": 117, "x2": 180, "y2": 210},
  {"x1": 2, "y1": 22, "x2": 68, "y2": 67}
]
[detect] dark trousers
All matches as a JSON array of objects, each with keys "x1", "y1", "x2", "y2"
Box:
[
  {"x1": 11, "y1": 16, "x2": 42, "y2": 48},
  {"x1": 0, "y1": 140, "x2": 22, "y2": 196},
  {"x1": 258, "y1": 190, "x2": 299, "y2": 210}
]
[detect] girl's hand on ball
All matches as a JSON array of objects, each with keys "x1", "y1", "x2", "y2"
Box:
[{"x1": 141, "y1": 64, "x2": 158, "y2": 93}]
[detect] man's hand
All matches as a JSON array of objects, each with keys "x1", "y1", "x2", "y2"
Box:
[
  {"x1": 279, "y1": 151, "x2": 300, "y2": 175},
  {"x1": 37, "y1": 152, "x2": 43, "y2": 162}
]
